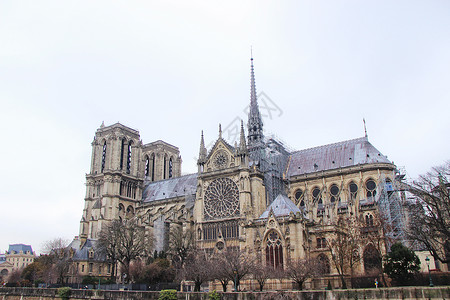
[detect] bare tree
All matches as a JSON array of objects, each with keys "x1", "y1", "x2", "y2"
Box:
[
  {"x1": 98, "y1": 217, "x2": 151, "y2": 282},
  {"x1": 406, "y1": 161, "x2": 450, "y2": 264},
  {"x1": 98, "y1": 220, "x2": 122, "y2": 281},
  {"x1": 250, "y1": 261, "x2": 274, "y2": 291},
  {"x1": 182, "y1": 250, "x2": 212, "y2": 291},
  {"x1": 214, "y1": 248, "x2": 254, "y2": 291},
  {"x1": 41, "y1": 238, "x2": 70, "y2": 285},
  {"x1": 167, "y1": 225, "x2": 195, "y2": 269},
  {"x1": 284, "y1": 258, "x2": 321, "y2": 290},
  {"x1": 358, "y1": 210, "x2": 389, "y2": 286},
  {"x1": 327, "y1": 217, "x2": 362, "y2": 289}
]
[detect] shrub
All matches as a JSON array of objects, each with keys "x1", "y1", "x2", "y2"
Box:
[
  {"x1": 158, "y1": 289, "x2": 177, "y2": 300},
  {"x1": 57, "y1": 287, "x2": 72, "y2": 300},
  {"x1": 209, "y1": 290, "x2": 221, "y2": 300}
]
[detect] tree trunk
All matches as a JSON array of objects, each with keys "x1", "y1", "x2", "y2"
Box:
[
  {"x1": 340, "y1": 276, "x2": 347, "y2": 289},
  {"x1": 221, "y1": 281, "x2": 227, "y2": 292},
  {"x1": 194, "y1": 281, "x2": 201, "y2": 292}
]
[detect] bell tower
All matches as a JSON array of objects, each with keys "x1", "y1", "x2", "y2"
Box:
[{"x1": 80, "y1": 123, "x2": 143, "y2": 240}]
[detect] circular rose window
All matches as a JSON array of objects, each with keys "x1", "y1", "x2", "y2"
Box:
[{"x1": 204, "y1": 177, "x2": 239, "y2": 220}]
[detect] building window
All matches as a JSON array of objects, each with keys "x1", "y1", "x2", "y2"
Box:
[
  {"x1": 294, "y1": 189, "x2": 303, "y2": 204},
  {"x1": 89, "y1": 263, "x2": 93, "y2": 273},
  {"x1": 126, "y1": 141, "x2": 132, "y2": 174},
  {"x1": 349, "y1": 182, "x2": 358, "y2": 200},
  {"x1": 151, "y1": 154, "x2": 155, "y2": 181},
  {"x1": 366, "y1": 179, "x2": 377, "y2": 199},
  {"x1": 317, "y1": 254, "x2": 330, "y2": 274},
  {"x1": 266, "y1": 231, "x2": 283, "y2": 269},
  {"x1": 120, "y1": 139, "x2": 125, "y2": 170},
  {"x1": 300, "y1": 200, "x2": 305, "y2": 209},
  {"x1": 316, "y1": 237, "x2": 327, "y2": 249},
  {"x1": 169, "y1": 158, "x2": 173, "y2": 178},
  {"x1": 101, "y1": 141, "x2": 107, "y2": 172},
  {"x1": 145, "y1": 156, "x2": 150, "y2": 176},
  {"x1": 312, "y1": 187, "x2": 321, "y2": 203},
  {"x1": 330, "y1": 184, "x2": 340, "y2": 203},
  {"x1": 365, "y1": 214, "x2": 374, "y2": 226},
  {"x1": 81, "y1": 265, "x2": 85, "y2": 272},
  {"x1": 163, "y1": 155, "x2": 167, "y2": 179}
]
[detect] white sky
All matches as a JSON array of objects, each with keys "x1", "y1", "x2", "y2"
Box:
[{"x1": 1, "y1": 1, "x2": 449, "y2": 254}]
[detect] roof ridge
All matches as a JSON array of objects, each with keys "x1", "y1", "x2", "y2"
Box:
[
  {"x1": 290, "y1": 136, "x2": 367, "y2": 155},
  {"x1": 145, "y1": 173, "x2": 197, "y2": 185}
]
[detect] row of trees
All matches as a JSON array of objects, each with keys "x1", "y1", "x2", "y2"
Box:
[{"x1": 6, "y1": 238, "x2": 71, "y2": 287}]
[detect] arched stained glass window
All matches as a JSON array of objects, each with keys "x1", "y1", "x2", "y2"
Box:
[
  {"x1": 366, "y1": 179, "x2": 377, "y2": 199},
  {"x1": 330, "y1": 184, "x2": 340, "y2": 203},
  {"x1": 265, "y1": 231, "x2": 283, "y2": 269},
  {"x1": 349, "y1": 182, "x2": 358, "y2": 200}
]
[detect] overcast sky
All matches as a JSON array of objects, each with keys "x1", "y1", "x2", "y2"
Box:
[{"x1": 1, "y1": 1, "x2": 449, "y2": 254}]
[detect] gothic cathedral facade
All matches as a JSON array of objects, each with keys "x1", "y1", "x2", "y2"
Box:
[{"x1": 68, "y1": 58, "x2": 398, "y2": 288}]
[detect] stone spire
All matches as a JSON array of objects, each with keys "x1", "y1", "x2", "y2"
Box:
[
  {"x1": 247, "y1": 56, "x2": 264, "y2": 146},
  {"x1": 198, "y1": 131, "x2": 207, "y2": 164},
  {"x1": 239, "y1": 120, "x2": 247, "y2": 153}
]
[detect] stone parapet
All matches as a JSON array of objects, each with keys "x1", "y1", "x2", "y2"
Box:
[{"x1": 1, "y1": 287, "x2": 449, "y2": 300}]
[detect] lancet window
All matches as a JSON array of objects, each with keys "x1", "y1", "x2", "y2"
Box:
[
  {"x1": 265, "y1": 230, "x2": 283, "y2": 269},
  {"x1": 101, "y1": 141, "x2": 107, "y2": 172}
]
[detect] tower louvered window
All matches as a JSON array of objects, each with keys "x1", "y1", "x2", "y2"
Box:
[
  {"x1": 145, "y1": 156, "x2": 150, "y2": 176},
  {"x1": 101, "y1": 142, "x2": 107, "y2": 172},
  {"x1": 126, "y1": 141, "x2": 132, "y2": 174}
]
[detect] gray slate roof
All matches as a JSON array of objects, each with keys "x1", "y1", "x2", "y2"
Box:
[
  {"x1": 68, "y1": 238, "x2": 106, "y2": 261},
  {"x1": 286, "y1": 137, "x2": 391, "y2": 178},
  {"x1": 259, "y1": 194, "x2": 301, "y2": 219},
  {"x1": 142, "y1": 173, "x2": 198, "y2": 203},
  {"x1": 8, "y1": 244, "x2": 33, "y2": 254}
]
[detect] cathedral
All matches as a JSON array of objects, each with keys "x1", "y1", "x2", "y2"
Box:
[{"x1": 67, "y1": 58, "x2": 398, "y2": 289}]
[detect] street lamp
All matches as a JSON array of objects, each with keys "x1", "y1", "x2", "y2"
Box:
[{"x1": 425, "y1": 256, "x2": 434, "y2": 287}]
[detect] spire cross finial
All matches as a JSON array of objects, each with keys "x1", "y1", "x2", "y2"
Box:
[{"x1": 363, "y1": 118, "x2": 368, "y2": 137}]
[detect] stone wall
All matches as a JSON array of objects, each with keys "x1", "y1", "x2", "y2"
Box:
[{"x1": 0, "y1": 287, "x2": 449, "y2": 300}]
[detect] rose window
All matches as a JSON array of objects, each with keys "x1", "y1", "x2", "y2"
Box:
[{"x1": 204, "y1": 177, "x2": 239, "y2": 220}]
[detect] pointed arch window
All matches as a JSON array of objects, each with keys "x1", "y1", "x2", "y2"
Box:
[
  {"x1": 366, "y1": 179, "x2": 377, "y2": 199},
  {"x1": 126, "y1": 141, "x2": 132, "y2": 174},
  {"x1": 365, "y1": 213, "x2": 374, "y2": 226},
  {"x1": 294, "y1": 189, "x2": 303, "y2": 204},
  {"x1": 163, "y1": 155, "x2": 167, "y2": 179},
  {"x1": 330, "y1": 184, "x2": 340, "y2": 203},
  {"x1": 120, "y1": 139, "x2": 126, "y2": 170},
  {"x1": 349, "y1": 182, "x2": 358, "y2": 200},
  {"x1": 265, "y1": 231, "x2": 283, "y2": 269},
  {"x1": 145, "y1": 156, "x2": 150, "y2": 177},
  {"x1": 312, "y1": 187, "x2": 322, "y2": 203},
  {"x1": 317, "y1": 254, "x2": 330, "y2": 274},
  {"x1": 169, "y1": 158, "x2": 173, "y2": 178},
  {"x1": 151, "y1": 154, "x2": 155, "y2": 181},
  {"x1": 101, "y1": 141, "x2": 107, "y2": 173}
]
